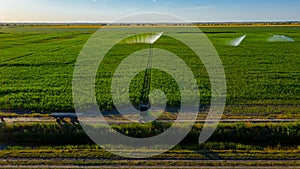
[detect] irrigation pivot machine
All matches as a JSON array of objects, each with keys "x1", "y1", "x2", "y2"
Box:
[{"x1": 125, "y1": 32, "x2": 164, "y2": 123}]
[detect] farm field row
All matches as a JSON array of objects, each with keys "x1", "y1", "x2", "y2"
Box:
[{"x1": 0, "y1": 142, "x2": 299, "y2": 168}]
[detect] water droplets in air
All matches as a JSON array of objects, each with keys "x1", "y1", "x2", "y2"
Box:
[
  {"x1": 268, "y1": 35, "x2": 294, "y2": 42},
  {"x1": 125, "y1": 32, "x2": 164, "y2": 44},
  {"x1": 229, "y1": 35, "x2": 247, "y2": 47}
]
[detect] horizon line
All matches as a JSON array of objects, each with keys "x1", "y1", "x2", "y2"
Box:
[{"x1": 1, "y1": 20, "x2": 300, "y2": 24}]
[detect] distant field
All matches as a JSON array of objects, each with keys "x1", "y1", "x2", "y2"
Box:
[{"x1": 0, "y1": 25, "x2": 299, "y2": 118}]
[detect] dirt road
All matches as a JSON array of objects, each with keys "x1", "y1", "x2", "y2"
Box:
[{"x1": 1, "y1": 158, "x2": 299, "y2": 169}]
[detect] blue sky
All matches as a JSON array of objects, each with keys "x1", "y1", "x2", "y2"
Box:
[{"x1": 0, "y1": 0, "x2": 300, "y2": 22}]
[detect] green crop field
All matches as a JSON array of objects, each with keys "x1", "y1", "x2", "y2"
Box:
[
  {"x1": 0, "y1": 25, "x2": 300, "y2": 120},
  {"x1": 0, "y1": 24, "x2": 300, "y2": 167}
]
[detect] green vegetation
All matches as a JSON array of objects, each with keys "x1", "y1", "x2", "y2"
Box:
[
  {"x1": 0, "y1": 25, "x2": 299, "y2": 168},
  {"x1": 1, "y1": 122, "x2": 299, "y2": 146},
  {"x1": 0, "y1": 26, "x2": 299, "y2": 116},
  {"x1": 0, "y1": 122, "x2": 299, "y2": 167},
  {"x1": 0, "y1": 149, "x2": 299, "y2": 165},
  {"x1": 0, "y1": 112, "x2": 48, "y2": 118}
]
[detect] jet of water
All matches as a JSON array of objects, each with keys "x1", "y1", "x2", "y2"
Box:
[
  {"x1": 268, "y1": 35, "x2": 294, "y2": 42},
  {"x1": 229, "y1": 35, "x2": 246, "y2": 47},
  {"x1": 125, "y1": 32, "x2": 164, "y2": 44}
]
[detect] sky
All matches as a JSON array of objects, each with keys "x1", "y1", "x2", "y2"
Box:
[{"x1": 0, "y1": 0, "x2": 300, "y2": 22}]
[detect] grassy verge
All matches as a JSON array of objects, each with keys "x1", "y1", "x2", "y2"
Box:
[{"x1": 0, "y1": 122, "x2": 299, "y2": 146}]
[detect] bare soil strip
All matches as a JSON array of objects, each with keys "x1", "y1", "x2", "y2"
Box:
[
  {"x1": 1, "y1": 158, "x2": 299, "y2": 169},
  {"x1": 1, "y1": 165, "x2": 299, "y2": 169}
]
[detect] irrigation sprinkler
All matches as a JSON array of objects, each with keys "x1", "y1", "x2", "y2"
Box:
[
  {"x1": 268, "y1": 35, "x2": 295, "y2": 42},
  {"x1": 229, "y1": 34, "x2": 247, "y2": 47}
]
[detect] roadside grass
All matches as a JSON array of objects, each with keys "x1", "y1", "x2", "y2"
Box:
[{"x1": 0, "y1": 122, "x2": 299, "y2": 147}]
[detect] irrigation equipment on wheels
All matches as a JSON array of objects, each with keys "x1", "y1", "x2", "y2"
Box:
[
  {"x1": 138, "y1": 43, "x2": 154, "y2": 123},
  {"x1": 125, "y1": 32, "x2": 164, "y2": 123}
]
